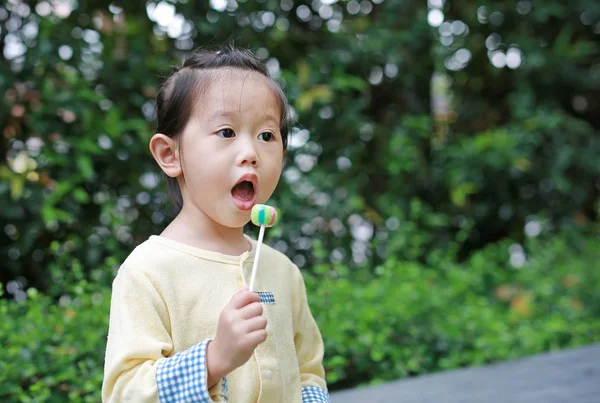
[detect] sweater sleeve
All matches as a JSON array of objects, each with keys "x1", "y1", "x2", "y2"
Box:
[
  {"x1": 292, "y1": 265, "x2": 331, "y2": 403},
  {"x1": 102, "y1": 265, "x2": 227, "y2": 403}
]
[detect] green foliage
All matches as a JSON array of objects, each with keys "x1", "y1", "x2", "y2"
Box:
[
  {"x1": 0, "y1": 281, "x2": 110, "y2": 402},
  {"x1": 1, "y1": 0, "x2": 599, "y2": 291},
  {"x1": 1, "y1": 0, "x2": 599, "y2": 400},
  {"x1": 311, "y1": 230, "x2": 600, "y2": 388},
  {"x1": 1, "y1": 232, "x2": 598, "y2": 400}
]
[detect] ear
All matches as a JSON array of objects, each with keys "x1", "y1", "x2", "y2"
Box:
[{"x1": 149, "y1": 133, "x2": 181, "y2": 178}]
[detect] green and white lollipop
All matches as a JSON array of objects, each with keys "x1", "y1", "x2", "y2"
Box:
[{"x1": 249, "y1": 204, "x2": 279, "y2": 292}]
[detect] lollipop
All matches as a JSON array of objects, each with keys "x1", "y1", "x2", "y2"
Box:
[{"x1": 248, "y1": 204, "x2": 279, "y2": 292}]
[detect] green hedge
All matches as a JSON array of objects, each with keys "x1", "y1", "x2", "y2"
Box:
[
  {"x1": 1, "y1": 282, "x2": 108, "y2": 402},
  {"x1": 312, "y1": 230, "x2": 600, "y2": 387},
  {"x1": 2, "y1": 230, "x2": 599, "y2": 401},
  {"x1": 3, "y1": 0, "x2": 599, "y2": 295}
]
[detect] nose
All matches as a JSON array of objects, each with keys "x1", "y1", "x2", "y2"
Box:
[{"x1": 237, "y1": 137, "x2": 259, "y2": 167}]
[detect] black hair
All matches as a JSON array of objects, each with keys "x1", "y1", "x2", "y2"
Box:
[{"x1": 155, "y1": 46, "x2": 291, "y2": 212}]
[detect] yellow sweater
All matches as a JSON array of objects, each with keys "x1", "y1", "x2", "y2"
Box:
[{"x1": 102, "y1": 235, "x2": 329, "y2": 403}]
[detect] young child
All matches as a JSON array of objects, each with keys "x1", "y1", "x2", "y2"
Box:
[{"x1": 102, "y1": 47, "x2": 330, "y2": 402}]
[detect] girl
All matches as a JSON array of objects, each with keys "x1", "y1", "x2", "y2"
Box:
[{"x1": 102, "y1": 47, "x2": 330, "y2": 403}]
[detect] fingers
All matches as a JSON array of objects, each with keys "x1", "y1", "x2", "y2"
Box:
[
  {"x1": 245, "y1": 315, "x2": 268, "y2": 333},
  {"x1": 239, "y1": 302, "x2": 263, "y2": 319},
  {"x1": 230, "y1": 288, "x2": 260, "y2": 309},
  {"x1": 245, "y1": 329, "x2": 268, "y2": 346}
]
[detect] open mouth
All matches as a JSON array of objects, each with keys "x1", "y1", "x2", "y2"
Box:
[
  {"x1": 231, "y1": 175, "x2": 258, "y2": 212},
  {"x1": 231, "y1": 180, "x2": 255, "y2": 202}
]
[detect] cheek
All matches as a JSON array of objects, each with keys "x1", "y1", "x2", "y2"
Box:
[
  {"x1": 183, "y1": 158, "x2": 227, "y2": 197},
  {"x1": 264, "y1": 156, "x2": 283, "y2": 185},
  {"x1": 181, "y1": 140, "x2": 226, "y2": 176}
]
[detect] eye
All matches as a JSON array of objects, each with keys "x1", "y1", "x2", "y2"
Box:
[
  {"x1": 258, "y1": 132, "x2": 274, "y2": 142},
  {"x1": 217, "y1": 128, "x2": 235, "y2": 138}
]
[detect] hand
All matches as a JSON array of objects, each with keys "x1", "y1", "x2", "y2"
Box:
[{"x1": 206, "y1": 288, "x2": 267, "y2": 387}]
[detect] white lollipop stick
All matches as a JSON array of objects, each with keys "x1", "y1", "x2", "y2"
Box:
[{"x1": 248, "y1": 225, "x2": 265, "y2": 292}]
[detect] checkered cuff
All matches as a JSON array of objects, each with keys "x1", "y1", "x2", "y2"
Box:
[
  {"x1": 302, "y1": 386, "x2": 330, "y2": 403},
  {"x1": 156, "y1": 339, "x2": 228, "y2": 402},
  {"x1": 256, "y1": 291, "x2": 276, "y2": 304}
]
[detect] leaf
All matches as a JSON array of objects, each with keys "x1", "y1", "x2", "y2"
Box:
[
  {"x1": 332, "y1": 75, "x2": 368, "y2": 92},
  {"x1": 73, "y1": 187, "x2": 90, "y2": 203},
  {"x1": 513, "y1": 157, "x2": 531, "y2": 172},
  {"x1": 10, "y1": 177, "x2": 25, "y2": 200},
  {"x1": 46, "y1": 181, "x2": 75, "y2": 206},
  {"x1": 296, "y1": 85, "x2": 333, "y2": 112},
  {"x1": 297, "y1": 60, "x2": 310, "y2": 87},
  {"x1": 104, "y1": 108, "x2": 122, "y2": 138},
  {"x1": 451, "y1": 182, "x2": 478, "y2": 207},
  {"x1": 77, "y1": 155, "x2": 95, "y2": 180},
  {"x1": 553, "y1": 26, "x2": 573, "y2": 57},
  {"x1": 55, "y1": 208, "x2": 75, "y2": 224},
  {"x1": 41, "y1": 205, "x2": 57, "y2": 224}
]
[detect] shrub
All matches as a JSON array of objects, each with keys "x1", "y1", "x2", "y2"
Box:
[
  {"x1": 310, "y1": 229, "x2": 600, "y2": 388},
  {"x1": 2, "y1": 230, "x2": 598, "y2": 400},
  {"x1": 0, "y1": 281, "x2": 109, "y2": 402}
]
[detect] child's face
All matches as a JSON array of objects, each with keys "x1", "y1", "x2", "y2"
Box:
[{"x1": 178, "y1": 71, "x2": 284, "y2": 229}]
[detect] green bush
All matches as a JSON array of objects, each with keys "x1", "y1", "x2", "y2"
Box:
[
  {"x1": 2, "y1": 2, "x2": 599, "y2": 399},
  {"x1": 310, "y1": 229, "x2": 600, "y2": 388},
  {"x1": 3, "y1": 0, "x2": 599, "y2": 295},
  {"x1": 0, "y1": 282, "x2": 109, "y2": 402},
  {"x1": 2, "y1": 230, "x2": 598, "y2": 400}
]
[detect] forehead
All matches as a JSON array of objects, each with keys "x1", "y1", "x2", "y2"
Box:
[{"x1": 196, "y1": 70, "x2": 281, "y2": 121}]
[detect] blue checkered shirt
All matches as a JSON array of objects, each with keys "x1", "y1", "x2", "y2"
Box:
[
  {"x1": 256, "y1": 291, "x2": 276, "y2": 304},
  {"x1": 156, "y1": 339, "x2": 228, "y2": 402},
  {"x1": 156, "y1": 339, "x2": 329, "y2": 402},
  {"x1": 302, "y1": 385, "x2": 331, "y2": 402}
]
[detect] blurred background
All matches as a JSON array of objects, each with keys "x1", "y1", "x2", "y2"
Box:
[{"x1": 1, "y1": 0, "x2": 599, "y2": 400}]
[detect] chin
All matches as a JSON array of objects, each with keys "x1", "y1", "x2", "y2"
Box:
[{"x1": 221, "y1": 212, "x2": 252, "y2": 229}]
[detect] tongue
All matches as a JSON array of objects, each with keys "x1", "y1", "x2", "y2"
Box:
[{"x1": 232, "y1": 182, "x2": 254, "y2": 201}]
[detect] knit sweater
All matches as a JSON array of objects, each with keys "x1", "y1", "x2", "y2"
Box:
[{"x1": 102, "y1": 235, "x2": 329, "y2": 403}]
